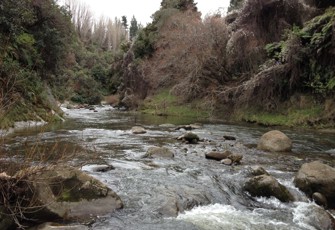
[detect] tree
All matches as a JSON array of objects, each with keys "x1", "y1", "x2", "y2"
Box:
[
  {"x1": 129, "y1": 15, "x2": 139, "y2": 40},
  {"x1": 228, "y1": 0, "x2": 245, "y2": 12},
  {"x1": 65, "y1": 0, "x2": 93, "y2": 43},
  {"x1": 160, "y1": 0, "x2": 197, "y2": 11},
  {"x1": 121, "y1": 15, "x2": 128, "y2": 29}
]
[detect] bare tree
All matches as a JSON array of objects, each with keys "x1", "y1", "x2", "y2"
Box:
[
  {"x1": 92, "y1": 16, "x2": 107, "y2": 47},
  {"x1": 65, "y1": 0, "x2": 93, "y2": 42},
  {"x1": 65, "y1": 0, "x2": 127, "y2": 50}
]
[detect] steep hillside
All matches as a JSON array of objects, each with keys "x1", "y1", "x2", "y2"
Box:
[
  {"x1": 115, "y1": 0, "x2": 335, "y2": 127},
  {"x1": 0, "y1": 0, "x2": 73, "y2": 128},
  {"x1": 0, "y1": 0, "x2": 129, "y2": 129}
]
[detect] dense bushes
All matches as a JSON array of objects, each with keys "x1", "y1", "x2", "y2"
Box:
[{"x1": 265, "y1": 8, "x2": 335, "y2": 97}]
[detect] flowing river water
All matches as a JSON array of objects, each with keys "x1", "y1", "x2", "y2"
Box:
[{"x1": 2, "y1": 105, "x2": 335, "y2": 230}]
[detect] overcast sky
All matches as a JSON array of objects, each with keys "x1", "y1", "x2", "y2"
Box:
[{"x1": 59, "y1": 0, "x2": 230, "y2": 25}]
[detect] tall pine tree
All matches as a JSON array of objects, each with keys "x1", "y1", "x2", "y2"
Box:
[
  {"x1": 129, "y1": 15, "x2": 139, "y2": 40},
  {"x1": 122, "y1": 15, "x2": 128, "y2": 29}
]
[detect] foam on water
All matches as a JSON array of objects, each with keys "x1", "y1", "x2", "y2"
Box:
[{"x1": 177, "y1": 203, "x2": 294, "y2": 230}]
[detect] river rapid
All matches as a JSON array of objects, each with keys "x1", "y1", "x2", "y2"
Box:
[{"x1": 2, "y1": 105, "x2": 335, "y2": 230}]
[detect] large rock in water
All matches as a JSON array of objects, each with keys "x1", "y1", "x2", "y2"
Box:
[
  {"x1": 294, "y1": 161, "x2": 335, "y2": 208},
  {"x1": 244, "y1": 174, "x2": 294, "y2": 202},
  {"x1": 16, "y1": 165, "x2": 123, "y2": 222},
  {"x1": 205, "y1": 151, "x2": 232, "y2": 161},
  {"x1": 183, "y1": 132, "x2": 200, "y2": 144},
  {"x1": 257, "y1": 130, "x2": 292, "y2": 152}
]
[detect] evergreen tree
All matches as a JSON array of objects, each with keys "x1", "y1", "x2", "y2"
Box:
[
  {"x1": 122, "y1": 15, "x2": 128, "y2": 29},
  {"x1": 129, "y1": 15, "x2": 139, "y2": 40},
  {"x1": 160, "y1": 0, "x2": 197, "y2": 11},
  {"x1": 228, "y1": 0, "x2": 245, "y2": 12}
]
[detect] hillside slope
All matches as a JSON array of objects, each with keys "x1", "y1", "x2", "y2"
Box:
[{"x1": 115, "y1": 0, "x2": 335, "y2": 127}]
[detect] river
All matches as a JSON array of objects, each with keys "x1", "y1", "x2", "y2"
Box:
[{"x1": 2, "y1": 105, "x2": 335, "y2": 229}]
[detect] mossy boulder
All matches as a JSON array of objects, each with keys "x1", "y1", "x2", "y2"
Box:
[
  {"x1": 16, "y1": 165, "x2": 123, "y2": 222},
  {"x1": 181, "y1": 132, "x2": 200, "y2": 144}
]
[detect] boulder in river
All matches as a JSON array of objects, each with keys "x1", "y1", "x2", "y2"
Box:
[
  {"x1": 294, "y1": 203, "x2": 335, "y2": 230},
  {"x1": 175, "y1": 124, "x2": 202, "y2": 131},
  {"x1": 294, "y1": 161, "x2": 335, "y2": 208},
  {"x1": 178, "y1": 132, "x2": 200, "y2": 144},
  {"x1": 15, "y1": 165, "x2": 123, "y2": 223},
  {"x1": 131, "y1": 126, "x2": 147, "y2": 134},
  {"x1": 228, "y1": 153, "x2": 243, "y2": 165},
  {"x1": 245, "y1": 174, "x2": 294, "y2": 202},
  {"x1": 205, "y1": 150, "x2": 232, "y2": 161},
  {"x1": 257, "y1": 130, "x2": 292, "y2": 152},
  {"x1": 248, "y1": 166, "x2": 270, "y2": 176},
  {"x1": 206, "y1": 151, "x2": 243, "y2": 165},
  {"x1": 144, "y1": 147, "x2": 175, "y2": 159},
  {"x1": 223, "y1": 135, "x2": 236, "y2": 141},
  {"x1": 155, "y1": 185, "x2": 210, "y2": 217}
]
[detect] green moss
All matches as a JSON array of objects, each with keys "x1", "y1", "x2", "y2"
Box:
[
  {"x1": 0, "y1": 102, "x2": 32, "y2": 129},
  {"x1": 139, "y1": 89, "x2": 210, "y2": 118},
  {"x1": 58, "y1": 189, "x2": 72, "y2": 202}
]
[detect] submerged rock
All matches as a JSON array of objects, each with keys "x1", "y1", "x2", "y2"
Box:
[
  {"x1": 294, "y1": 161, "x2": 335, "y2": 208},
  {"x1": 245, "y1": 174, "x2": 294, "y2": 202},
  {"x1": 29, "y1": 222, "x2": 89, "y2": 230},
  {"x1": 144, "y1": 147, "x2": 175, "y2": 159},
  {"x1": 248, "y1": 166, "x2": 270, "y2": 176},
  {"x1": 175, "y1": 124, "x2": 202, "y2": 131},
  {"x1": 131, "y1": 126, "x2": 147, "y2": 134},
  {"x1": 178, "y1": 132, "x2": 200, "y2": 144},
  {"x1": 155, "y1": 185, "x2": 210, "y2": 217},
  {"x1": 221, "y1": 158, "x2": 233, "y2": 165},
  {"x1": 223, "y1": 135, "x2": 237, "y2": 141},
  {"x1": 228, "y1": 154, "x2": 243, "y2": 165},
  {"x1": 84, "y1": 164, "x2": 115, "y2": 172},
  {"x1": 257, "y1": 130, "x2": 292, "y2": 152},
  {"x1": 295, "y1": 203, "x2": 335, "y2": 230}
]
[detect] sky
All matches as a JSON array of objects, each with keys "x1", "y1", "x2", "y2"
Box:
[{"x1": 59, "y1": 0, "x2": 231, "y2": 25}]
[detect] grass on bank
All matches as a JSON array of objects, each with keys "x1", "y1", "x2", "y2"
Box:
[
  {"x1": 238, "y1": 106, "x2": 324, "y2": 127},
  {"x1": 139, "y1": 89, "x2": 211, "y2": 118}
]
